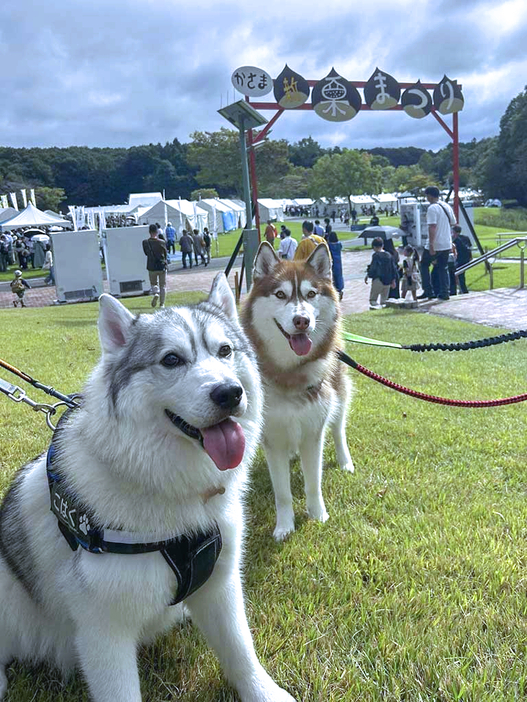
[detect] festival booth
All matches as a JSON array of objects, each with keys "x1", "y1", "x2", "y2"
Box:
[
  {"x1": 50, "y1": 229, "x2": 103, "y2": 303},
  {"x1": 257, "y1": 198, "x2": 284, "y2": 222},
  {"x1": 128, "y1": 192, "x2": 163, "y2": 208},
  {"x1": 0, "y1": 207, "x2": 18, "y2": 224},
  {"x1": 374, "y1": 193, "x2": 399, "y2": 213},
  {"x1": 0, "y1": 202, "x2": 72, "y2": 232},
  {"x1": 102, "y1": 225, "x2": 151, "y2": 297},
  {"x1": 137, "y1": 199, "x2": 208, "y2": 236},
  {"x1": 218, "y1": 199, "x2": 247, "y2": 229},
  {"x1": 198, "y1": 199, "x2": 235, "y2": 233}
]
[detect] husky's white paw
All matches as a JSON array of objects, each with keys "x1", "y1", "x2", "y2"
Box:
[
  {"x1": 240, "y1": 674, "x2": 297, "y2": 701},
  {"x1": 307, "y1": 504, "x2": 329, "y2": 523},
  {"x1": 273, "y1": 522, "x2": 295, "y2": 542},
  {"x1": 341, "y1": 461, "x2": 355, "y2": 473}
]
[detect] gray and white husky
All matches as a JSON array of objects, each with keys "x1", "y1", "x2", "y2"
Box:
[
  {"x1": 241, "y1": 243, "x2": 354, "y2": 541},
  {"x1": 0, "y1": 274, "x2": 295, "y2": 702}
]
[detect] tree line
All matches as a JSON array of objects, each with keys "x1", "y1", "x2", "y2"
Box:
[{"x1": 1, "y1": 86, "x2": 526, "y2": 211}]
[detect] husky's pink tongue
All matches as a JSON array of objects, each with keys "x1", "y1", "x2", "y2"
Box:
[
  {"x1": 289, "y1": 333, "x2": 312, "y2": 356},
  {"x1": 202, "y1": 418, "x2": 245, "y2": 471}
]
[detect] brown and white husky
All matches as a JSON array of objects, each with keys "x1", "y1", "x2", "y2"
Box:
[{"x1": 241, "y1": 242, "x2": 354, "y2": 541}]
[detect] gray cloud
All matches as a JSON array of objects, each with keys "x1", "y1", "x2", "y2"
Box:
[{"x1": 0, "y1": 0, "x2": 526, "y2": 152}]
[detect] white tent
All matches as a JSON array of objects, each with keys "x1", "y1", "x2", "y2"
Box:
[
  {"x1": 0, "y1": 202, "x2": 71, "y2": 231},
  {"x1": 293, "y1": 198, "x2": 314, "y2": 207},
  {"x1": 128, "y1": 192, "x2": 163, "y2": 208},
  {"x1": 374, "y1": 193, "x2": 399, "y2": 211},
  {"x1": 0, "y1": 207, "x2": 18, "y2": 223},
  {"x1": 137, "y1": 199, "x2": 208, "y2": 235},
  {"x1": 198, "y1": 198, "x2": 234, "y2": 233},
  {"x1": 258, "y1": 198, "x2": 284, "y2": 222},
  {"x1": 218, "y1": 199, "x2": 247, "y2": 229},
  {"x1": 349, "y1": 195, "x2": 376, "y2": 207}
]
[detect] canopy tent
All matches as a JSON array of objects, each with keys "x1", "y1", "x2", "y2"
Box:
[
  {"x1": 128, "y1": 192, "x2": 163, "y2": 208},
  {"x1": 374, "y1": 193, "x2": 399, "y2": 211},
  {"x1": 218, "y1": 199, "x2": 247, "y2": 229},
  {"x1": 0, "y1": 207, "x2": 18, "y2": 223},
  {"x1": 258, "y1": 198, "x2": 284, "y2": 222},
  {"x1": 137, "y1": 199, "x2": 208, "y2": 235},
  {"x1": 349, "y1": 195, "x2": 376, "y2": 207},
  {"x1": 0, "y1": 202, "x2": 72, "y2": 231},
  {"x1": 293, "y1": 198, "x2": 314, "y2": 207},
  {"x1": 198, "y1": 199, "x2": 235, "y2": 233}
]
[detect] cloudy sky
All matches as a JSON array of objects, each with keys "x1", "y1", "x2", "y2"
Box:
[{"x1": 1, "y1": 0, "x2": 526, "y2": 153}]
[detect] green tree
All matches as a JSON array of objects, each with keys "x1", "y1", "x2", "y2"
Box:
[
  {"x1": 191, "y1": 188, "x2": 219, "y2": 200},
  {"x1": 485, "y1": 87, "x2": 527, "y2": 205},
  {"x1": 288, "y1": 136, "x2": 326, "y2": 169},
  {"x1": 309, "y1": 149, "x2": 382, "y2": 213},
  {"x1": 35, "y1": 187, "x2": 66, "y2": 212},
  {"x1": 188, "y1": 128, "x2": 290, "y2": 197}
]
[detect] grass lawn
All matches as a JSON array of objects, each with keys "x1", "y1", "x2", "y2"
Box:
[{"x1": 2, "y1": 296, "x2": 527, "y2": 701}]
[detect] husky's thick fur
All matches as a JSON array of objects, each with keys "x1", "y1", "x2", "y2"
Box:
[
  {"x1": 0, "y1": 274, "x2": 295, "y2": 702},
  {"x1": 241, "y1": 243, "x2": 354, "y2": 541}
]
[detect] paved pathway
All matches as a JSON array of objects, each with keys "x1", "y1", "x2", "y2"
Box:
[{"x1": 1, "y1": 249, "x2": 525, "y2": 332}]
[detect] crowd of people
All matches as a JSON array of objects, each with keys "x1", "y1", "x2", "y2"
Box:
[{"x1": 365, "y1": 186, "x2": 472, "y2": 309}]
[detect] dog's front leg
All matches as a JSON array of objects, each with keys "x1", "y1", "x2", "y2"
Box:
[
  {"x1": 187, "y1": 571, "x2": 296, "y2": 702},
  {"x1": 74, "y1": 625, "x2": 142, "y2": 702},
  {"x1": 299, "y1": 432, "x2": 329, "y2": 524},
  {"x1": 264, "y1": 445, "x2": 295, "y2": 541}
]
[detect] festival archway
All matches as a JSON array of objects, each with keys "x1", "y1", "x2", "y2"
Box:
[{"x1": 231, "y1": 66, "x2": 464, "y2": 236}]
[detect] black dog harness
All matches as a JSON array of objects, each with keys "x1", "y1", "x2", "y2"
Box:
[{"x1": 46, "y1": 444, "x2": 222, "y2": 605}]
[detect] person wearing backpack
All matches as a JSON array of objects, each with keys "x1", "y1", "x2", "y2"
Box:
[
  {"x1": 142, "y1": 223, "x2": 167, "y2": 307},
  {"x1": 10, "y1": 269, "x2": 31, "y2": 307},
  {"x1": 364, "y1": 237, "x2": 398, "y2": 309},
  {"x1": 452, "y1": 225, "x2": 472, "y2": 294}
]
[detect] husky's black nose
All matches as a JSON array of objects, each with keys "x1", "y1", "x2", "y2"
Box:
[{"x1": 210, "y1": 383, "x2": 243, "y2": 410}]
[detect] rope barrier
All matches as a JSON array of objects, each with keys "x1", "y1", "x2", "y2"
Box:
[
  {"x1": 338, "y1": 350, "x2": 527, "y2": 408},
  {"x1": 342, "y1": 329, "x2": 527, "y2": 353}
]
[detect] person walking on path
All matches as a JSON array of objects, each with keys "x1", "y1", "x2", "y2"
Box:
[
  {"x1": 418, "y1": 186, "x2": 456, "y2": 301},
  {"x1": 165, "y1": 222, "x2": 176, "y2": 255},
  {"x1": 42, "y1": 244, "x2": 55, "y2": 285},
  {"x1": 277, "y1": 228, "x2": 297, "y2": 260},
  {"x1": 264, "y1": 220, "x2": 278, "y2": 248},
  {"x1": 142, "y1": 223, "x2": 167, "y2": 308},
  {"x1": 452, "y1": 225, "x2": 472, "y2": 294},
  {"x1": 295, "y1": 221, "x2": 327, "y2": 261},
  {"x1": 192, "y1": 229, "x2": 207, "y2": 266},
  {"x1": 10, "y1": 269, "x2": 31, "y2": 307},
  {"x1": 327, "y1": 231, "x2": 345, "y2": 300},
  {"x1": 365, "y1": 237, "x2": 398, "y2": 309},
  {"x1": 203, "y1": 227, "x2": 211, "y2": 265},
  {"x1": 179, "y1": 230, "x2": 193, "y2": 269}
]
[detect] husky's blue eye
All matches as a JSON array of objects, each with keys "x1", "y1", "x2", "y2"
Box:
[
  {"x1": 275, "y1": 291, "x2": 286, "y2": 299},
  {"x1": 161, "y1": 353, "x2": 182, "y2": 367}
]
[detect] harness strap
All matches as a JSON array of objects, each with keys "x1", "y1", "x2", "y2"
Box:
[{"x1": 47, "y1": 444, "x2": 222, "y2": 605}]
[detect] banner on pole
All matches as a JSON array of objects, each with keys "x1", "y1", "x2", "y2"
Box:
[{"x1": 10, "y1": 193, "x2": 18, "y2": 210}]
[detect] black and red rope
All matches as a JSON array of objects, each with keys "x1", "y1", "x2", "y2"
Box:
[{"x1": 338, "y1": 351, "x2": 527, "y2": 408}]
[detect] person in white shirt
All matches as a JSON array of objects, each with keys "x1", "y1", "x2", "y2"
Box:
[
  {"x1": 277, "y1": 228, "x2": 297, "y2": 260},
  {"x1": 418, "y1": 186, "x2": 456, "y2": 301}
]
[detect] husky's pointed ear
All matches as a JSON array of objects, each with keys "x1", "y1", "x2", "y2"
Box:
[
  {"x1": 253, "y1": 241, "x2": 280, "y2": 281},
  {"x1": 306, "y1": 243, "x2": 332, "y2": 280},
  {"x1": 98, "y1": 294, "x2": 134, "y2": 354},
  {"x1": 208, "y1": 273, "x2": 237, "y2": 320}
]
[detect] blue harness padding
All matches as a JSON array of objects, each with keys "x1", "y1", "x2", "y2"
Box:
[{"x1": 46, "y1": 444, "x2": 222, "y2": 605}]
